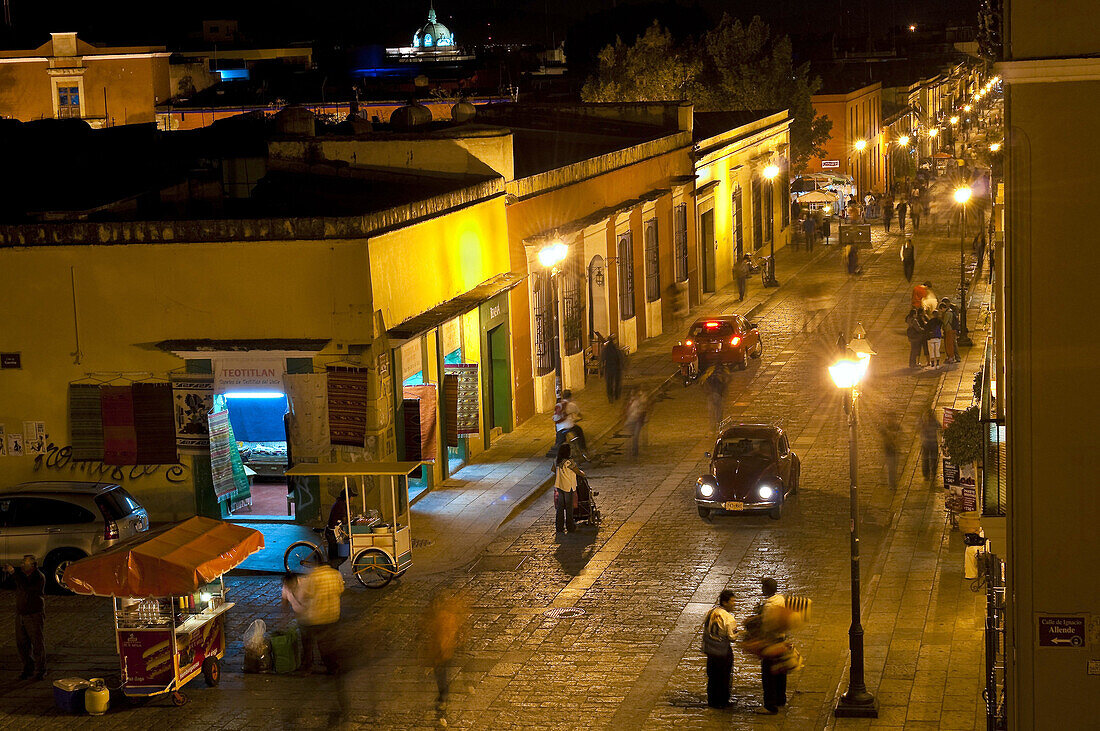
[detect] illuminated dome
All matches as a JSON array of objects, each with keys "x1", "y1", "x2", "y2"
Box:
[{"x1": 413, "y1": 5, "x2": 454, "y2": 49}]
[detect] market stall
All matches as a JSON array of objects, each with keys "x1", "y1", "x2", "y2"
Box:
[
  {"x1": 62, "y1": 517, "x2": 265, "y2": 706},
  {"x1": 284, "y1": 462, "x2": 421, "y2": 588}
]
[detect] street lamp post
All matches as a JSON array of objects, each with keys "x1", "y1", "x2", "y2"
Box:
[
  {"x1": 538, "y1": 239, "x2": 569, "y2": 392},
  {"x1": 954, "y1": 186, "x2": 974, "y2": 346},
  {"x1": 762, "y1": 164, "x2": 780, "y2": 287},
  {"x1": 830, "y1": 325, "x2": 878, "y2": 719}
]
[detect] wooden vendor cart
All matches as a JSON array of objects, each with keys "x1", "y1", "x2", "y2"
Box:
[
  {"x1": 62, "y1": 516, "x2": 264, "y2": 706},
  {"x1": 284, "y1": 461, "x2": 421, "y2": 589}
]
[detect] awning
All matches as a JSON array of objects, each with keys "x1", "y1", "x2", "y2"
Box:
[
  {"x1": 62, "y1": 516, "x2": 265, "y2": 598},
  {"x1": 286, "y1": 461, "x2": 424, "y2": 477},
  {"x1": 156, "y1": 339, "x2": 329, "y2": 354},
  {"x1": 387, "y1": 271, "x2": 525, "y2": 341}
]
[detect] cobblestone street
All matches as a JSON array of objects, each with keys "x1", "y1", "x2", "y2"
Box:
[{"x1": 0, "y1": 188, "x2": 991, "y2": 729}]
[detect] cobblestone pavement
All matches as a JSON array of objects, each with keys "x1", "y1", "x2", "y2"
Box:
[{"x1": 0, "y1": 184, "x2": 990, "y2": 730}]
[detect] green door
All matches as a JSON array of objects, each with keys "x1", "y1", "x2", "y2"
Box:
[{"x1": 487, "y1": 324, "x2": 511, "y2": 432}]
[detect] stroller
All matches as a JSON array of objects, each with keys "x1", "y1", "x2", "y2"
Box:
[{"x1": 554, "y1": 469, "x2": 602, "y2": 525}]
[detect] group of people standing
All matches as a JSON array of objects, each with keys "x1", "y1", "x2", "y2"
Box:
[
  {"x1": 702, "y1": 577, "x2": 802, "y2": 715},
  {"x1": 905, "y1": 280, "x2": 960, "y2": 370}
]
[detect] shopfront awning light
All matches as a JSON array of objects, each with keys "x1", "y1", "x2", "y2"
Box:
[{"x1": 223, "y1": 391, "x2": 286, "y2": 399}]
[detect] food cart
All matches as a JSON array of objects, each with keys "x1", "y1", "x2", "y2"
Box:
[
  {"x1": 284, "y1": 462, "x2": 421, "y2": 588},
  {"x1": 62, "y1": 516, "x2": 264, "y2": 707}
]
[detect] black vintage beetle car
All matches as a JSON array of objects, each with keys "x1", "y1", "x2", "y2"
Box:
[{"x1": 695, "y1": 424, "x2": 800, "y2": 520}]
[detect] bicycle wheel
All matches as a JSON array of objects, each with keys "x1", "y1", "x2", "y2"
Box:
[
  {"x1": 351, "y1": 548, "x2": 396, "y2": 588},
  {"x1": 284, "y1": 541, "x2": 323, "y2": 572}
]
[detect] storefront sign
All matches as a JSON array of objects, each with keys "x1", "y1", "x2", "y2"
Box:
[
  {"x1": 1038, "y1": 616, "x2": 1086, "y2": 648},
  {"x1": 444, "y1": 363, "x2": 480, "y2": 435},
  {"x1": 0, "y1": 352, "x2": 21, "y2": 369},
  {"x1": 171, "y1": 376, "x2": 214, "y2": 453},
  {"x1": 821, "y1": 160, "x2": 840, "y2": 169},
  {"x1": 213, "y1": 357, "x2": 285, "y2": 393}
]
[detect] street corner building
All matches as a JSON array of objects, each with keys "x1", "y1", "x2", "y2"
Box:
[{"x1": 0, "y1": 98, "x2": 791, "y2": 526}]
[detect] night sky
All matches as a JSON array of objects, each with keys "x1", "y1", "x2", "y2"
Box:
[{"x1": 1, "y1": 0, "x2": 978, "y2": 49}]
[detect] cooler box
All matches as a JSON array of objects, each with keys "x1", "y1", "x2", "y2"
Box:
[{"x1": 53, "y1": 678, "x2": 89, "y2": 713}]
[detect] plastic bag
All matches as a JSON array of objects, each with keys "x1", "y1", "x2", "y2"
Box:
[
  {"x1": 244, "y1": 619, "x2": 267, "y2": 652},
  {"x1": 243, "y1": 620, "x2": 272, "y2": 673}
]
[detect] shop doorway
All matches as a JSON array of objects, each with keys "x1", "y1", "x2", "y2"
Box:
[
  {"x1": 222, "y1": 392, "x2": 294, "y2": 519},
  {"x1": 486, "y1": 324, "x2": 511, "y2": 432},
  {"x1": 700, "y1": 209, "x2": 716, "y2": 293}
]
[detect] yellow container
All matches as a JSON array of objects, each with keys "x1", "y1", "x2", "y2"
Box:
[{"x1": 84, "y1": 678, "x2": 110, "y2": 716}]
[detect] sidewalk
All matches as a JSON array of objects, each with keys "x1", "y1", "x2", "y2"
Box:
[{"x1": 409, "y1": 237, "x2": 834, "y2": 574}]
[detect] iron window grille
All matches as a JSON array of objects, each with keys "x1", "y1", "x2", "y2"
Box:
[
  {"x1": 531, "y1": 271, "x2": 554, "y2": 375},
  {"x1": 731, "y1": 187, "x2": 743, "y2": 258},
  {"x1": 780, "y1": 171, "x2": 790, "y2": 228},
  {"x1": 560, "y1": 255, "x2": 584, "y2": 356},
  {"x1": 673, "y1": 203, "x2": 688, "y2": 282},
  {"x1": 644, "y1": 218, "x2": 660, "y2": 302},
  {"x1": 617, "y1": 231, "x2": 635, "y2": 320},
  {"x1": 752, "y1": 178, "x2": 763, "y2": 250}
]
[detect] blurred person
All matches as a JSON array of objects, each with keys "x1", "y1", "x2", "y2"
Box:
[
  {"x1": 919, "y1": 408, "x2": 943, "y2": 482},
  {"x1": 624, "y1": 387, "x2": 649, "y2": 458},
  {"x1": 734, "y1": 254, "x2": 751, "y2": 301},
  {"x1": 552, "y1": 443, "x2": 579, "y2": 534},
  {"x1": 906, "y1": 309, "x2": 926, "y2": 369},
  {"x1": 802, "y1": 213, "x2": 816, "y2": 253},
  {"x1": 422, "y1": 590, "x2": 470, "y2": 707},
  {"x1": 701, "y1": 589, "x2": 738, "y2": 708},
  {"x1": 883, "y1": 192, "x2": 895, "y2": 232},
  {"x1": 901, "y1": 238, "x2": 915, "y2": 282},
  {"x1": 751, "y1": 577, "x2": 790, "y2": 715},
  {"x1": 553, "y1": 390, "x2": 588, "y2": 459},
  {"x1": 299, "y1": 558, "x2": 345, "y2": 674},
  {"x1": 939, "y1": 299, "x2": 958, "y2": 363},
  {"x1": 925, "y1": 310, "x2": 944, "y2": 368},
  {"x1": 326, "y1": 485, "x2": 357, "y2": 569},
  {"x1": 821, "y1": 212, "x2": 832, "y2": 245},
  {"x1": 896, "y1": 198, "x2": 908, "y2": 233},
  {"x1": 702, "y1": 367, "x2": 728, "y2": 432},
  {"x1": 3, "y1": 556, "x2": 46, "y2": 680},
  {"x1": 910, "y1": 195, "x2": 921, "y2": 232},
  {"x1": 879, "y1": 413, "x2": 902, "y2": 489}
]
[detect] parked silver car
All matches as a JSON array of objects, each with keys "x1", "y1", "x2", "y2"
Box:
[{"x1": 0, "y1": 481, "x2": 149, "y2": 592}]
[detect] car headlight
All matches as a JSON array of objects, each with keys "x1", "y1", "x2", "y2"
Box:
[
  {"x1": 698, "y1": 482, "x2": 715, "y2": 498},
  {"x1": 758, "y1": 485, "x2": 775, "y2": 500}
]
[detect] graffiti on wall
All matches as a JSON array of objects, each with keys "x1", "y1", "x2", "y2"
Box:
[{"x1": 33, "y1": 442, "x2": 189, "y2": 483}]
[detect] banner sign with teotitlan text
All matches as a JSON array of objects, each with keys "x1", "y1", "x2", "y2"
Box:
[
  {"x1": 444, "y1": 363, "x2": 480, "y2": 436},
  {"x1": 213, "y1": 357, "x2": 285, "y2": 393}
]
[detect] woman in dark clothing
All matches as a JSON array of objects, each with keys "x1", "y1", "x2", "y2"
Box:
[{"x1": 901, "y1": 238, "x2": 915, "y2": 282}]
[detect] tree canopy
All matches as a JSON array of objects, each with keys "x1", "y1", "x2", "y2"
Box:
[{"x1": 581, "y1": 15, "x2": 832, "y2": 172}]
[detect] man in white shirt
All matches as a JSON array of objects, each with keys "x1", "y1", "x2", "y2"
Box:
[
  {"x1": 702, "y1": 589, "x2": 738, "y2": 708},
  {"x1": 552, "y1": 390, "x2": 588, "y2": 458}
]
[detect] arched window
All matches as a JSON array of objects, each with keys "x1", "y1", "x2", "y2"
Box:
[{"x1": 424, "y1": 34, "x2": 433, "y2": 47}]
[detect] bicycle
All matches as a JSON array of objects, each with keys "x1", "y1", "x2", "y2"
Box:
[{"x1": 283, "y1": 524, "x2": 348, "y2": 573}]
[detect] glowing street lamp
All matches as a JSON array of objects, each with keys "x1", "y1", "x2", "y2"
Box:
[
  {"x1": 950, "y1": 116, "x2": 960, "y2": 125},
  {"x1": 538, "y1": 238, "x2": 569, "y2": 388},
  {"x1": 831, "y1": 325, "x2": 878, "y2": 719},
  {"x1": 854, "y1": 139, "x2": 867, "y2": 152},
  {"x1": 928, "y1": 128, "x2": 939, "y2": 137},
  {"x1": 989, "y1": 141, "x2": 1002, "y2": 152},
  {"x1": 964, "y1": 104, "x2": 972, "y2": 113},
  {"x1": 762, "y1": 164, "x2": 780, "y2": 287},
  {"x1": 898, "y1": 135, "x2": 910, "y2": 147}
]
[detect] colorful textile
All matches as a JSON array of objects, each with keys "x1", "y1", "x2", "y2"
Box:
[
  {"x1": 100, "y1": 386, "x2": 138, "y2": 465},
  {"x1": 327, "y1": 367, "x2": 371, "y2": 447},
  {"x1": 170, "y1": 375, "x2": 214, "y2": 453},
  {"x1": 69, "y1": 384, "x2": 104, "y2": 462},
  {"x1": 132, "y1": 382, "x2": 178, "y2": 465},
  {"x1": 285, "y1": 373, "x2": 330, "y2": 459},
  {"x1": 207, "y1": 409, "x2": 250, "y2": 500},
  {"x1": 403, "y1": 384, "x2": 438, "y2": 461}
]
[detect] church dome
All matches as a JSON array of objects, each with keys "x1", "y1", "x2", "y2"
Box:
[{"x1": 413, "y1": 5, "x2": 454, "y2": 49}]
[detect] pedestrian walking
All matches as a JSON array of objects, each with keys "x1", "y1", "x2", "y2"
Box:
[
  {"x1": 299, "y1": 558, "x2": 345, "y2": 674},
  {"x1": 910, "y1": 196, "x2": 921, "y2": 232},
  {"x1": 906, "y1": 309, "x2": 926, "y2": 369},
  {"x1": 4, "y1": 556, "x2": 46, "y2": 680},
  {"x1": 821, "y1": 214, "x2": 832, "y2": 245},
  {"x1": 701, "y1": 589, "x2": 738, "y2": 709},
  {"x1": 896, "y1": 199, "x2": 908, "y2": 233},
  {"x1": 883, "y1": 194, "x2": 894, "y2": 232},
  {"x1": 553, "y1": 389, "x2": 588, "y2": 458},
  {"x1": 879, "y1": 413, "x2": 901, "y2": 489},
  {"x1": 421, "y1": 590, "x2": 470, "y2": 707},
  {"x1": 846, "y1": 242, "x2": 860, "y2": 275},
  {"x1": 600, "y1": 337, "x2": 624, "y2": 403},
  {"x1": 552, "y1": 443, "x2": 579, "y2": 534},
  {"x1": 623, "y1": 387, "x2": 649, "y2": 458},
  {"x1": 734, "y1": 255, "x2": 751, "y2": 302},
  {"x1": 919, "y1": 408, "x2": 942, "y2": 482},
  {"x1": 939, "y1": 299, "x2": 959, "y2": 363},
  {"x1": 802, "y1": 215, "x2": 816, "y2": 253},
  {"x1": 326, "y1": 485, "x2": 355, "y2": 569},
  {"x1": 751, "y1": 577, "x2": 790, "y2": 715},
  {"x1": 702, "y1": 367, "x2": 728, "y2": 432},
  {"x1": 924, "y1": 309, "x2": 944, "y2": 367},
  {"x1": 901, "y1": 238, "x2": 915, "y2": 282}
]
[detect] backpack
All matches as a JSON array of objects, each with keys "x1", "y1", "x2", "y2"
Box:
[{"x1": 701, "y1": 608, "x2": 732, "y2": 657}]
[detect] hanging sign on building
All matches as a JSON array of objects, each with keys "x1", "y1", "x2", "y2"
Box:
[
  {"x1": 444, "y1": 363, "x2": 480, "y2": 436},
  {"x1": 821, "y1": 160, "x2": 840, "y2": 169},
  {"x1": 214, "y1": 357, "x2": 285, "y2": 393},
  {"x1": 1037, "y1": 616, "x2": 1086, "y2": 648}
]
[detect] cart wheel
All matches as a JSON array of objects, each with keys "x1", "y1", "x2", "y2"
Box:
[
  {"x1": 351, "y1": 548, "x2": 395, "y2": 588},
  {"x1": 171, "y1": 691, "x2": 188, "y2": 707},
  {"x1": 202, "y1": 656, "x2": 220, "y2": 687},
  {"x1": 284, "y1": 541, "x2": 323, "y2": 572}
]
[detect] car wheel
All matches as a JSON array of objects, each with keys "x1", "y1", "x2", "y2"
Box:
[
  {"x1": 751, "y1": 338, "x2": 764, "y2": 359},
  {"x1": 790, "y1": 465, "x2": 800, "y2": 495},
  {"x1": 738, "y1": 350, "x2": 748, "y2": 370},
  {"x1": 45, "y1": 549, "x2": 86, "y2": 594},
  {"x1": 697, "y1": 506, "x2": 712, "y2": 520},
  {"x1": 769, "y1": 504, "x2": 782, "y2": 520}
]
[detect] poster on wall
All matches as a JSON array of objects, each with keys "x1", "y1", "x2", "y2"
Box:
[
  {"x1": 0, "y1": 424, "x2": 6, "y2": 456},
  {"x1": 443, "y1": 363, "x2": 480, "y2": 436},
  {"x1": 6, "y1": 432, "x2": 25, "y2": 457},
  {"x1": 171, "y1": 376, "x2": 214, "y2": 453},
  {"x1": 23, "y1": 421, "x2": 46, "y2": 456},
  {"x1": 207, "y1": 409, "x2": 249, "y2": 499}
]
